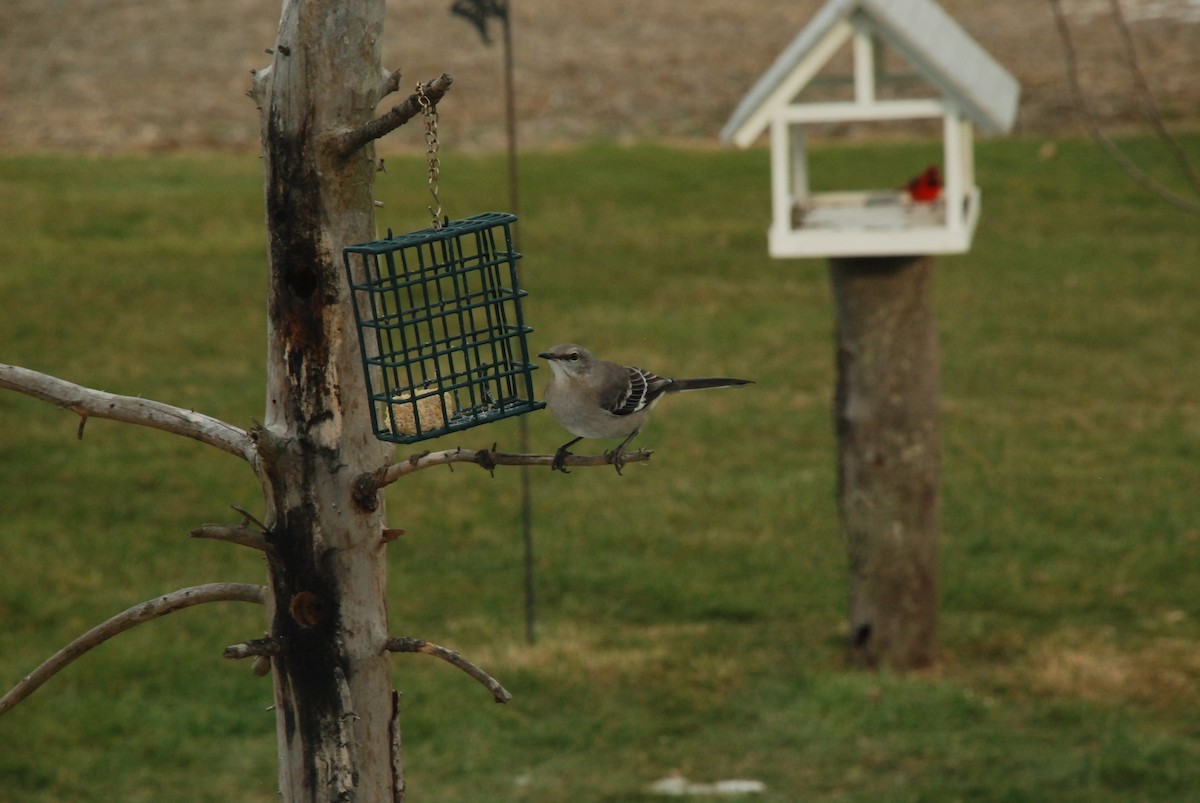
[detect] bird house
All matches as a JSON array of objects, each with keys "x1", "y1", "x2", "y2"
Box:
[{"x1": 721, "y1": 0, "x2": 1019, "y2": 258}]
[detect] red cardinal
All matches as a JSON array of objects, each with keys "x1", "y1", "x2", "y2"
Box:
[{"x1": 905, "y1": 165, "x2": 943, "y2": 202}]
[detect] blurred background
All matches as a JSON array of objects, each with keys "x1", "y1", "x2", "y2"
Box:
[{"x1": 2, "y1": 0, "x2": 1199, "y2": 153}]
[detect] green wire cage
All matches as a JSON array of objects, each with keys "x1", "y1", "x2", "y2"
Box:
[{"x1": 343, "y1": 212, "x2": 544, "y2": 444}]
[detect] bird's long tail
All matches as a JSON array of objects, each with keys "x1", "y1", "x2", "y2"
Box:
[{"x1": 669, "y1": 377, "x2": 754, "y2": 392}]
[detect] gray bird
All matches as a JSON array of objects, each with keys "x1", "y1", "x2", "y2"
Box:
[{"x1": 538, "y1": 343, "x2": 753, "y2": 474}]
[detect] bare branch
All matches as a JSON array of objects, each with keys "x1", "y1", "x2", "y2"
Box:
[
  {"x1": 0, "y1": 364, "x2": 257, "y2": 463},
  {"x1": 191, "y1": 522, "x2": 270, "y2": 551},
  {"x1": 1105, "y1": 0, "x2": 1200, "y2": 195},
  {"x1": 353, "y1": 446, "x2": 653, "y2": 507},
  {"x1": 0, "y1": 583, "x2": 267, "y2": 716},
  {"x1": 191, "y1": 504, "x2": 271, "y2": 550},
  {"x1": 230, "y1": 504, "x2": 270, "y2": 532},
  {"x1": 1049, "y1": 0, "x2": 1200, "y2": 217},
  {"x1": 223, "y1": 636, "x2": 284, "y2": 661},
  {"x1": 385, "y1": 637, "x2": 511, "y2": 704},
  {"x1": 380, "y1": 67, "x2": 402, "y2": 100},
  {"x1": 331, "y1": 73, "x2": 454, "y2": 159}
]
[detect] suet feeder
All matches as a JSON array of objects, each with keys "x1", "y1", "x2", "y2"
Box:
[
  {"x1": 343, "y1": 212, "x2": 544, "y2": 444},
  {"x1": 721, "y1": 0, "x2": 1019, "y2": 258}
]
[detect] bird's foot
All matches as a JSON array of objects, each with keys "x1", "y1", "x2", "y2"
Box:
[
  {"x1": 603, "y1": 447, "x2": 628, "y2": 476},
  {"x1": 552, "y1": 437, "x2": 584, "y2": 473},
  {"x1": 551, "y1": 445, "x2": 573, "y2": 473}
]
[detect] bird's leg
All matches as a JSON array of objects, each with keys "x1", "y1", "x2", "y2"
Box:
[
  {"x1": 552, "y1": 436, "x2": 583, "y2": 473},
  {"x1": 604, "y1": 430, "x2": 641, "y2": 476}
]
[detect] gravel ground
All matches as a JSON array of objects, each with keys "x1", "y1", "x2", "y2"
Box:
[{"x1": 1, "y1": 0, "x2": 1198, "y2": 153}]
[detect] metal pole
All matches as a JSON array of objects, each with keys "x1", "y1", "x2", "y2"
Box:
[{"x1": 499, "y1": 5, "x2": 538, "y2": 645}]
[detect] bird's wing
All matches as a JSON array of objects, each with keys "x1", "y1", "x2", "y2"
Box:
[{"x1": 602, "y1": 366, "x2": 673, "y2": 417}]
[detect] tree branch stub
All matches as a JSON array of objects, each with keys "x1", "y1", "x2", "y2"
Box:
[
  {"x1": 223, "y1": 637, "x2": 285, "y2": 661},
  {"x1": 191, "y1": 522, "x2": 270, "y2": 551},
  {"x1": 380, "y1": 68, "x2": 403, "y2": 100}
]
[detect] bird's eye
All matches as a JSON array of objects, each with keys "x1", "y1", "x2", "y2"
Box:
[{"x1": 567, "y1": 352, "x2": 579, "y2": 361}]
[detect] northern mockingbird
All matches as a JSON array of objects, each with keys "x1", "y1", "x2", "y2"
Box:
[{"x1": 538, "y1": 343, "x2": 753, "y2": 473}]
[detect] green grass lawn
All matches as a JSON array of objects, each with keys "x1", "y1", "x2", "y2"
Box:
[{"x1": 1, "y1": 135, "x2": 1198, "y2": 801}]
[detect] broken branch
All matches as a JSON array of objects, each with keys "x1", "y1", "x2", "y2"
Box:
[
  {"x1": 332, "y1": 73, "x2": 454, "y2": 158},
  {"x1": 385, "y1": 636, "x2": 511, "y2": 704},
  {"x1": 223, "y1": 636, "x2": 284, "y2": 660},
  {"x1": 380, "y1": 67, "x2": 403, "y2": 100},
  {"x1": 190, "y1": 520, "x2": 270, "y2": 551},
  {"x1": 0, "y1": 583, "x2": 267, "y2": 716},
  {"x1": 0, "y1": 364, "x2": 257, "y2": 463}
]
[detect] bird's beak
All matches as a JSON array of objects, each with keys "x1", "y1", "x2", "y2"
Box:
[{"x1": 538, "y1": 351, "x2": 554, "y2": 360}]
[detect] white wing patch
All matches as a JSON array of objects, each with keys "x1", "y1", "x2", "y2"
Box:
[{"x1": 607, "y1": 367, "x2": 673, "y2": 417}]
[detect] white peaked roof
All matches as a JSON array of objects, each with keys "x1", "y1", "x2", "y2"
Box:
[{"x1": 721, "y1": 0, "x2": 1020, "y2": 145}]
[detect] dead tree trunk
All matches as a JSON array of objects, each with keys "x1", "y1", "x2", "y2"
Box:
[
  {"x1": 251, "y1": 1, "x2": 397, "y2": 798},
  {"x1": 830, "y1": 255, "x2": 941, "y2": 670}
]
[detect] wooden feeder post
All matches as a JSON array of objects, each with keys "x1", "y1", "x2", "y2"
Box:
[
  {"x1": 831, "y1": 254, "x2": 940, "y2": 668},
  {"x1": 721, "y1": 0, "x2": 1019, "y2": 669}
]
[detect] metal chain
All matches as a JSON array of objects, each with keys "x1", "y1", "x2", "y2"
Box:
[{"x1": 416, "y1": 82, "x2": 443, "y2": 230}]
